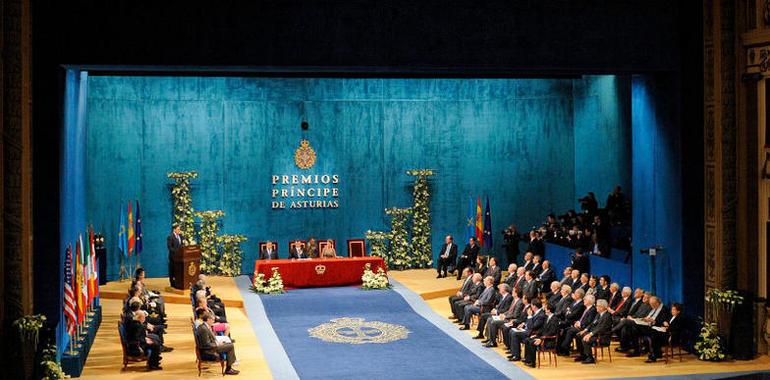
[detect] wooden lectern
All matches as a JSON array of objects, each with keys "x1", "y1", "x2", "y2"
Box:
[{"x1": 171, "y1": 245, "x2": 201, "y2": 290}]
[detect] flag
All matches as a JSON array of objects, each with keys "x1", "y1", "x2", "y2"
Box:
[
  {"x1": 483, "y1": 197, "x2": 493, "y2": 250},
  {"x1": 135, "y1": 200, "x2": 143, "y2": 256},
  {"x1": 63, "y1": 245, "x2": 77, "y2": 336},
  {"x1": 75, "y1": 236, "x2": 85, "y2": 324},
  {"x1": 466, "y1": 196, "x2": 475, "y2": 241},
  {"x1": 127, "y1": 201, "x2": 135, "y2": 256},
  {"x1": 475, "y1": 196, "x2": 484, "y2": 246},
  {"x1": 88, "y1": 226, "x2": 97, "y2": 304},
  {"x1": 118, "y1": 204, "x2": 127, "y2": 258},
  {"x1": 79, "y1": 233, "x2": 89, "y2": 312}
]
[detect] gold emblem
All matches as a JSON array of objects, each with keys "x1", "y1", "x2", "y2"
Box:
[
  {"x1": 308, "y1": 317, "x2": 410, "y2": 344},
  {"x1": 188, "y1": 262, "x2": 197, "y2": 276},
  {"x1": 315, "y1": 264, "x2": 326, "y2": 275},
  {"x1": 294, "y1": 139, "x2": 316, "y2": 169}
]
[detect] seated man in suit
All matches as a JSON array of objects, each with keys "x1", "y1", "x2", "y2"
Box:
[
  {"x1": 259, "y1": 241, "x2": 279, "y2": 260},
  {"x1": 460, "y1": 276, "x2": 497, "y2": 330},
  {"x1": 614, "y1": 290, "x2": 653, "y2": 351},
  {"x1": 568, "y1": 269, "x2": 582, "y2": 292},
  {"x1": 503, "y1": 264, "x2": 518, "y2": 288},
  {"x1": 436, "y1": 235, "x2": 458, "y2": 278},
  {"x1": 483, "y1": 288, "x2": 523, "y2": 347},
  {"x1": 559, "y1": 294, "x2": 597, "y2": 356},
  {"x1": 574, "y1": 299, "x2": 613, "y2": 364},
  {"x1": 530, "y1": 255, "x2": 543, "y2": 276},
  {"x1": 474, "y1": 283, "x2": 512, "y2": 339},
  {"x1": 501, "y1": 295, "x2": 532, "y2": 350},
  {"x1": 608, "y1": 286, "x2": 633, "y2": 323},
  {"x1": 126, "y1": 310, "x2": 162, "y2": 370},
  {"x1": 607, "y1": 282, "x2": 622, "y2": 310},
  {"x1": 554, "y1": 284, "x2": 574, "y2": 317},
  {"x1": 521, "y1": 251, "x2": 534, "y2": 271},
  {"x1": 647, "y1": 302, "x2": 685, "y2": 363},
  {"x1": 594, "y1": 275, "x2": 612, "y2": 301},
  {"x1": 522, "y1": 301, "x2": 560, "y2": 367},
  {"x1": 135, "y1": 268, "x2": 166, "y2": 317},
  {"x1": 559, "y1": 266, "x2": 573, "y2": 287},
  {"x1": 621, "y1": 296, "x2": 670, "y2": 357},
  {"x1": 456, "y1": 237, "x2": 480, "y2": 279},
  {"x1": 448, "y1": 267, "x2": 474, "y2": 316},
  {"x1": 507, "y1": 298, "x2": 546, "y2": 361},
  {"x1": 484, "y1": 257, "x2": 502, "y2": 286},
  {"x1": 192, "y1": 274, "x2": 225, "y2": 312},
  {"x1": 511, "y1": 267, "x2": 527, "y2": 293},
  {"x1": 545, "y1": 281, "x2": 562, "y2": 307},
  {"x1": 195, "y1": 313, "x2": 240, "y2": 375},
  {"x1": 537, "y1": 260, "x2": 556, "y2": 292},
  {"x1": 451, "y1": 273, "x2": 484, "y2": 321},
  {"x1": 521, "y1": 270, "x2": 539, "y2": 301},
  {"x1": 289, "y1": 242, "x2": 309, "y2": 259}
]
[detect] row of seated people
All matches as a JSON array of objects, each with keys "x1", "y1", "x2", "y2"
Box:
[
  {"x1": 121, "y1": 268, "x2": 173, "y2": 370},
  {"x1": 448, "y1": 265, "x2": 686, "y2": 367},
  {"x1": 258, "y1": 238, "x2": 340, "y2": 260},
  {"x1": 191, "y1": 274, "x2": 240, "y2": 376}
]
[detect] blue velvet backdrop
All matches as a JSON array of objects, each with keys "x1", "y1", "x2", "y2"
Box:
[{"x1": 83, "y1": 76, "x2": 631, "y2": 281}]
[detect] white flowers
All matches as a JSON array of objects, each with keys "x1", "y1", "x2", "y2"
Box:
[
  {"x1": 361, "y1": 264, "x2": 390, "y2": 290},
  {"x1": 252, "y1": 267, "x2": 285, "y2": 294}
]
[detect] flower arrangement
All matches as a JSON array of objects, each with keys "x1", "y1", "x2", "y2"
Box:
[
  {"x1": 168, "y1": 171, "x2": 198, "y2": 244},
  {"x1": 217, "y1": 234, "x2": 247, "y2": 277},
  {"x1": 407, "y1": 169, "x2": 434, "y2": 268},
  {"x1": 365, "y1": 230, "x2": 390, "y2": 260},
  {"x1": 40, "y1": 344, "x2": 69, "y2": 379},
  {"x1": 385, "y1": 207, "x2": 413, "y2": 270},
  {"x1": 195, "y1": 210, "x2": 225, "y2": 274},
  {"x1": 13, "y1": 314, "x2": 46, "y2": 348},
  {"x1": 694, "y1": 320, "x2": 725, "y2": 361},
  {"x1": 251, "y1": 267, "x2": 285, "y2": 294},
  {"x1": 705, "y1": 288, "x2": 744, "y2": 317},
  {"x1": 361, "y1": 263, "x2": 390, "y2": 290}
]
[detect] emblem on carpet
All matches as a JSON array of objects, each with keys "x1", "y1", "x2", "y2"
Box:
[{"x1": 308, "y1": 317, "x2": 410, "y2": 344}]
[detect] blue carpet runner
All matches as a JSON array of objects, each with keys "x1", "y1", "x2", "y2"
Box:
[{"x1": 236, "y1": 276, "x2": 528, "y2": 380}]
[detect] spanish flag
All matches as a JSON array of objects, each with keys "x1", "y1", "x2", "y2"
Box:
[
  {"x1": 475, "y1": 196, "x2": 484, "y2": 246},
  {"x1": 75, "y1": 235, "x2": 85, "y2": 324}
]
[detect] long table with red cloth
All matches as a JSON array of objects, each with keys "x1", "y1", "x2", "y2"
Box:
[{"x1": 253, "y1": 257, "x2": 387, "y2": 288}]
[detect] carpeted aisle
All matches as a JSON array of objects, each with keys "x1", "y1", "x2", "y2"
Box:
[{"x1": 236, "y1": 276, "x2": 527, "y2": 380}]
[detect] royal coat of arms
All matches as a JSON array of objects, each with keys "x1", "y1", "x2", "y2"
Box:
[
  {"x1": 294, "y1": 140, "x2": 316, "y2": 169},
  {"x1": 308, "y1": 317, "x2": 410, "y2": 344}
]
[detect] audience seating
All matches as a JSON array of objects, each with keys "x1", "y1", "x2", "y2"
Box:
[
  {"x1": 591, "y1": 331, "x2": 613, "y2": 363},
  {"x1": 347, "y1": 239, "x2": 366, "y2": 257},
  {"x1": 191, "y1": 318, "x2": 226, "y2": 377},
  {"x1": 536, "y1": 335, "x2": 558, "y2": 368},
  {"x1": 118, "y1": 321, "x2": 149, "y2": 370}
]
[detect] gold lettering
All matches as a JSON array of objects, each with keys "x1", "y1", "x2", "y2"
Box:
[
  {"x1": 272, "y1": 175, "x2": 279, "y2": 184},
  {"x1": 282, "y1": 175, "x2": 289, "y2": 184},
  {"x1": 332, "y1": 174, "x2": 339, "y2": 184},
  {"x1": 272, "y1": 189, "x2": 279, "y2": 198},
  {"x1": 332, "y1": 188, "x2": 339, "y2": 197}
]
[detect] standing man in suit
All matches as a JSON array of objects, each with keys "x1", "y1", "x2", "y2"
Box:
[
  {"x1": 166, "y1": 223, "x2": 184, "y2": 287},
  {"x1": 289, "y1": 242, "x2": 308, "y2": 259},
  {"x1": 259, "y1": 241, "x2": 279, "y2": 260},
  {"x1": 507, "y1": 298, "x2": 546, "y2": 361},
  {"x1": 456, "y1": 237, "x2": 480, "y2": 279},
  {"x1": 575, "y1": 299, "x2": 613, "y2": 364},
  {"x1": 526, "y1": 231, "x2": 545, "y2": 259},
  {"x1": 502, "y1": 225, "x2": 521, "y2": 267},
  {"x1": 522, "y1": 302, "x2": 560, "y2": 367},
  {"x1": 436, "y1": 235, "x2": 458, "y2": 278}
]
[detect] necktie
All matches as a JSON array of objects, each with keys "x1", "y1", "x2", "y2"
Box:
[
  {"x1": 614, "y1": 297, "x2": 627, "y2": 312},
  {"x1": 580, "y1": 306, "x2": 590, "y2": 324}
]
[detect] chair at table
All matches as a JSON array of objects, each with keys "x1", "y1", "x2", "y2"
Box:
[
  {"x1": 118, "y1": 321, "x2": 149, "y2": 370},
  {"x1": 319, "y1": 240, "x2": 336, "y2": 256},
  {"x1": 258, "y1": 241, "x2": 279, "y2": 259},
  {"x1": 536, "y1": 335, "x2": 558, "y2": 368},
  {"x1": 191, "y1": 317, "x2": 226, "y2": 376},
  {"x1": 288, "y1": 240, "x2": 306, "y2": 255},
  {"x1": 347, "y1": 239, "x2": 367, "y2": 257}
]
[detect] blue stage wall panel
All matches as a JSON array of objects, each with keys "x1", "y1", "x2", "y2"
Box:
[
  {"x1": 631, "y1": 75, "x2": 683, "y2": 304},
  {"x1": 84, "y1": 76, "x2": 630, "y2": 280}
]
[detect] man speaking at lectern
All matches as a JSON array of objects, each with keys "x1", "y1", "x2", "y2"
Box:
[{"x1": 167, "y1": 223, "x2": 184, "y2": 286}]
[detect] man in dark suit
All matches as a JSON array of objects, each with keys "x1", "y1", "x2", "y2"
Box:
[
  {"x1": 571, "y1": 249, "x2": 590, "y2": 274},
  {"x1": 195, "y1": 314, "x2": 239, "y2": 375},
  {"x1": 521, "y1": 271, "x2": 538, "y2": 301},
  {"x1": 507, "y1": 298, "x2": 545, "y2": 361},
  {"x1": 575, "y1": 299, "x2": 613, "y2": 364},
  {"x1": 460, "y1": 276, "x2": 496, "y2": 330},
  {"x1": 475, "y1": 283, "x2": 512, "y2": 339},
  {"x1": 522, "y1": 302, "x2": 560, "y2": 367},
  {"x1": 166, "y1": 223, "x2": 184, "y2": 287},
  {"x1": 621, "y1": 296, "x2": 670, "y2": 357},
  {"x1": 559, "y1": 266, "x2": 573, "y2": 287},
  {"x1": 647, "y1": 303, "x2": 685, "y2": 363},
  {"x1": 259, "y1": 241, "x2": 279, "y2": 260},
  {"x1": 126, "y1": 311, "x2": 162, "y2": 370},
  {"x1": 526, "y1": 231, "x2": 545, "y2": 258},
  {"x1": 530, "y1": 255, "x2": 543, "y2": 276},
  {"x1": 521, "y1": 251, "x2": 534, "y2": 271},
  {"x1": 289, "y1": 242, "x2": 308, "y2": 259},
  {"x1": 436, "y1": 235, "x2": 458, "y2": 278},
  {"x1": 607, "y1": 282, "x2": 622, "y2": 309},
  {"x1": 554, "y1": 285, "x2": 574, "y2": 316},
  {"x1": 484, "y1": 257, "x2": 502, "y2": 285},
  {"x1": 609, "y1": 286, "x2": 633, "y2": 324},
  {"x1": 456, "y1": 237, "x2": 480, "y2": 279},
  {"x1": 503, "y1": 264, "x2": 518, "y2": 289},
  {"x1": 451, "y1": 273, "x2": 483, "y2": 321},
  {"x1": 613, "y1": 290, "x2": 652, "y2": 350},
  {"x1": 559, "y1": 291, "x2": 596, "y2": 355},
  {"x1": 537, "y1": 260, "x2": 557, "y2": 292},
  {"x1": 569, "y1": 269, "x2": 582, "y2": 292},
  {"x1": 448, "y1": 268, "x2": 474, "y2": 317},
  {"x1": 484, "y1": 288, "x2": 523, "y2": 347},
  {"x1": 545, "y1": 281, "x2": 562, "y2": 307},
  {"x1": 511, "y1": 267, "x2": 527, "y2": 293}
]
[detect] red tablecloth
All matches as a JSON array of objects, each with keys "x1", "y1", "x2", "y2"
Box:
[{"x1": 253, "y1": 257, "x2": 387, "y2": 288}]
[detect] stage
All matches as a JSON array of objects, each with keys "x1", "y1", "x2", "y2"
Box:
[{"x1": 79, "y1": 270, "x2": 770, "y2": 379}]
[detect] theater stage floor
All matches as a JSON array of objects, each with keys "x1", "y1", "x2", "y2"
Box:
[{"x1": 82, "y1": 270, "x2": 770, "y2": 379}]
